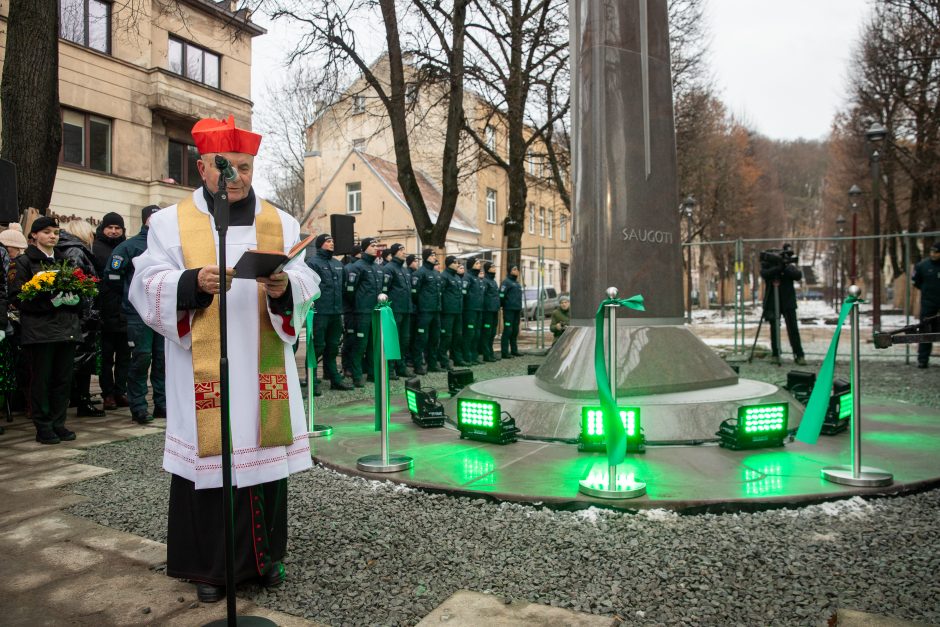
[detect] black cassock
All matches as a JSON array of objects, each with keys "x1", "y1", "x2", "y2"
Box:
[{"x1": 166, "y1": 474, "x2": 288, "y2": 585}]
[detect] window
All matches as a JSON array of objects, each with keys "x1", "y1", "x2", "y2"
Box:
[
  {"x1": 538, "y1": 207, "x2": 545, "y2": 236},
  {"x1": 484, "y1": 125, "x2": 496, "y2": 151},
  {"x1": 527, "y1": 152, "x2": 536, "y2": 175},
  {"x1": 405, "y1": 82, "x2": 418, "y2": 106},
  {"x1": 352, "y1": 95, "x2": 366, "y2": 114},
  {"x1": 60, "y1": 0, "x2": 111, "y2": 53},
  {"x1": 346, "y1": 182, "x2": 362, "y2": 214},
  {"x1": 548, "y1": 209, "x2": 554, "y2": 239},
  {"x1": 528, "y1": 203, "x2": 535, "y2": 234},
  {"x1": 168, "y1": 36, "x2": 220, "y2": 88},
  {"x1": 168, "y1": 141, "x2": 201, "y2": 187},
  {"x1": 352, "y1": 138, "x2": 366, "y2": 151},
  {"x1": 486, "y1": 188, "x2": 497, "y2": 224},
  {"x1": 61, "y1": 108, "x2": 111, "y2": 172},
  {"x1": 560, "y1": 214, "x2": 567, "y2": 242}
]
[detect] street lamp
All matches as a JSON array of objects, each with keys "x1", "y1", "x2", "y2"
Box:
[
  {"x1": 718, "y1": 220, "x2": 726, "y2": 315},
  {"x1": 681, "y1": 195, "x2": 696, "y2": 323},
  {"x1": 835, "y1": 215, "x2": 847, "y2": 303},
  {"x1": 848, "y1": 184, "x2": 862, "y2": 283},
  {"x1": 866, "y1": 122, "x2": 888, "y2": 332}
]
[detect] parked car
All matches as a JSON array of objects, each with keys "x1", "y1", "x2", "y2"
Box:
[{"x1": 523, "y1": 286, "x2": 559, "y2": 319}]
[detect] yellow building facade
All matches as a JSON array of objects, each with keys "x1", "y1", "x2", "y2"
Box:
[
  {"x1": 0, "y1": 0, "x2": 263, "y2": 231},
  {"x1": 302, "y1": 57, "x2": 571, "y2": 292}
]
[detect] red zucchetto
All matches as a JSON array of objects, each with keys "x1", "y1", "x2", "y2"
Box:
[{"x1": 191, "y1": 115, "x2": 262, "y2": 156}]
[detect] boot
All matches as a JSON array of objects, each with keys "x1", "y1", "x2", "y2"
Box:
[
  {"x1": 115, "y1": 394, "x2": 130, "y2": 408},
  {"x1": 102, "y1": 395, "x2": 117, "y2": 410},
  {"x1": 77, "y1": 396, "x2": 105, "y2": 417}
]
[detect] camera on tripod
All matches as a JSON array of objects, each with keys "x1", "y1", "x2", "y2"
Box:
[{"x1": 760, "y1": 245, "x2": 798, "y2": 278}]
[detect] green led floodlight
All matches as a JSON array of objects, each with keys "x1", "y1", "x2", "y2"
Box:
[
  {"x1": 457, "y1": 398, "x2": 519, "y2": 444},
  {"x1": 717, "y1": 402, "x2": 789, "y2": 450},
  {"x1": 405, "y1": 388, "x2": 420, "y2": 414},
  {"x1": 578, "y1": 406, "x2": 644, "y2": 453}
]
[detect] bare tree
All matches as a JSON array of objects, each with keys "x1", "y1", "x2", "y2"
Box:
[
  {"x1": 267, "y1": 0, "x2": 469, "y2": 249},
  {"x1": 1, "y1": 0, "x2": 61, "y2": 217}
]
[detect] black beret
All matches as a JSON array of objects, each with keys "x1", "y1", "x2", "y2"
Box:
[{"x1": 30, "y1": 216, "x2": 59, "y2": 234}]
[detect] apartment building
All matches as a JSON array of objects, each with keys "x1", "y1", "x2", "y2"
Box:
[
  {"x1": 302, "y1": 56, "x2": 571, "y2": 291},
  {"x1": 0, "y1": 0, "x2": 264, "y2": 231}
]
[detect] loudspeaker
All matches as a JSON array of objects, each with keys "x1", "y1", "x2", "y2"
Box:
[
  {"x1": 330, "y1": 214, "x2": 356, "y2": 255},
  {"x1": 0, "y1": 159, "x2": 20, "y2": 223}
]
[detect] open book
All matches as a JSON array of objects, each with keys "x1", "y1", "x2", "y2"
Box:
[{"x1": 233, "y1": 233, "x2": 316, "y2": 279}]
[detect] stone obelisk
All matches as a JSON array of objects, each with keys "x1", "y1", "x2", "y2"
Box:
[{"x1": 569, "y1": 0, "x2": 682, "y2": 321}]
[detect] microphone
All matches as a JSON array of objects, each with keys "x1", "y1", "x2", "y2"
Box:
[{"x1": 214, "y1": 155, "x2": 238, "y2": 183}]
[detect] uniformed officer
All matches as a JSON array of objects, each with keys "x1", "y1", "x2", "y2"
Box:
[
  {"x1": 411, "y1": 249, "x2": 443, "y2": 374},
  {"x1": 305, "y1": 234, "x2": 353, "y2": 393},
  {"x1": 479, "y1": 261, "x2": 500, "y2": 362},
  {"x1": 439, "y1": 255, "x2": 466, "y2": 368},
  {"x1": 460, "y1": 257, "x2": 485, "y2": 365},
  {"x1": 405, "y1": 254, "x2": 420, "y2": 366},
  {"x1": 500, "y1": 264, "x2": 523, "y2": 358},
  {"x1": 344, "y1": 237, "x2": 384, "y2": 386},
  {"x1": 382, "y1": 243, "x2": 412, "y2": 379},
  {"x1": 107, "y1": 205, "x2": 165, "y2": 424}
]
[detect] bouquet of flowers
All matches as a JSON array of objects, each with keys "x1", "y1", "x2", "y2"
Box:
[{"x1": 18, "y1": 260, "x2": 99, "y2": 305}]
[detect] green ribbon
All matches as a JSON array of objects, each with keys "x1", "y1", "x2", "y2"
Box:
[
  {"x1": 372, "y1": 300, "x2": 401, "y2": 430},
  {"x1": 795, "y1": 294, "x2": 861, "y2": 444},
  {"x1": 594, "y1": 295, "x2": 646, "y2": 466}
]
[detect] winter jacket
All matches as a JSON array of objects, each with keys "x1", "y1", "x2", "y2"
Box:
[{"x1": 10, "y1": 246, "x2": 82, "y2": 345}]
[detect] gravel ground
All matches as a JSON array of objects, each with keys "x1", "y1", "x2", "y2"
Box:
[{"x1": 64, "y1": 347, "x2": 940, "y2": 626}]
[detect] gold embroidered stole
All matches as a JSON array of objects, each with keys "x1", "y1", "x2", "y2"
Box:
[{"x1": 178, "y1": 197, "x2": 294, "y2": 458}]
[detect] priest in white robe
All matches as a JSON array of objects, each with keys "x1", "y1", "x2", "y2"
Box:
[{"x1": 129, "y1": 115, "x2": 319, "y2": 603}]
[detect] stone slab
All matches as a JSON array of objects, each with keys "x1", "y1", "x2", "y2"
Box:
[{"x1": 418, "y1": 590, "x2": 615, "y2": 626}]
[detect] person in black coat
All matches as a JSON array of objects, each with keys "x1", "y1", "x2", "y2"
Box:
[
  {"x1": 305, "y1": 234, "x2": 353, "y2": 392},
  {"x1": 912, "y1": 241, "x2": 940, "y2": 368},
  {"x1": 10, "y1": 217, "x2": 81, "y2": 444},
  {"x1": 461, "y1": 257, "x2": 485, "y2": 364},
  {"x1": 479, "y1": 261, "x2": 501, "y2": 362},
  {"x1": 438, "y1": 255, "x2": 466, "y2": 368},
  {"x1": 343, "y1": 237, "x2": 384, "y2": 386},
  {"x1": 760, "y1": 243, "x2": 805, "y2": 365},
  {"x1": 499, "y1": 265, "x2": 523, "y2": 358},
  {"x1": 411, "y1": 249, "x2": 443, "y2": 374},
  {"x1": 382, "y1": 243, "x2": 413, "y2": 378},
  {"x1": 91, "y1": 212, "x2": 130, "y2": 409}
]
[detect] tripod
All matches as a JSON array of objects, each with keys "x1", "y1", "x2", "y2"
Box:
[{"x1": 748, "y1": 279, "x2": 781, "y2": 365}]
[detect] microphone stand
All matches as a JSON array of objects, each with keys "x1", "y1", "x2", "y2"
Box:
[{"x1": 205, "y1": 162, "x2": 275, "y2": 627}]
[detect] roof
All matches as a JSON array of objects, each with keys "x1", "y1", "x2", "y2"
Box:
[{"x1": 357, "y1": 152, "x2": 480, "y2": 235}]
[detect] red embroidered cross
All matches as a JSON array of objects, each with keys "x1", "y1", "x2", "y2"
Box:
[
  {"x1": 259, "y1": 374, "x2": 289, "y2": 400},
  {"x1": 194, "y1": 381, "x2": 222, "y2": 409}
]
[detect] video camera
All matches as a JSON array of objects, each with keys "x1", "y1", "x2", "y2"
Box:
[{"x1": 760, "y1": 246, "x2": 798, "y2": 270}]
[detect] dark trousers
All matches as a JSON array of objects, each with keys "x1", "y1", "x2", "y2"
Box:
[
  {"x1": 769, "y1": 309, "x2": 804, "y2": 358},
  {"x1": 313, "y1": 313, "x2": 344, "y2": 384},
  {"x1": 462, "y1": 310, "x2": 482, "y2": 362},
  {"x1": 345, "y1": 313, "x2": 372, "y2": 381},
  {"x1": 480, "y1": 311, "x2": 498, "y2": 360},
  {"x1": 501, "y1": 309, "x2": 521, "y2": 355},
  {"x1": 100, "y1": 329, "x2": 130, "y2": 396},
  {"x1": 26, "y1": 341, "x2": 76, "y2": 433},
  {"x1": 70, "y1": 328, "x2": 98, "y2": 405},
  {"x1": 918, "y1": 307, "x2": 938, "y2": 365},
  {"x1": 439, "y1": 312, "x2": 462, "y2": 365},
  {"x1": 413, "y1": 311, "x2": 441, "y2": 368},
  {"x1": 393, "y1": 312, "x2": 411, "y2": 375},
  {"x1": 126, "y1": 316, "x2": 166, "y2": 416}
]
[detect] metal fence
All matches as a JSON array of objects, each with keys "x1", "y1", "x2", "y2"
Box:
[{"x1": 683, "y1": 231, "x2": 940, "y2": 362}]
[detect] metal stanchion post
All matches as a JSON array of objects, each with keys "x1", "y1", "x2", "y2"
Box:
[
  {"x1": 903, "y1": 231, "x2": 911, "y2": 365},
  {"x1": 578, "y1": 287, "x2": 646, "y2": 499},
  {"x1": 734, "y1": 238, "x2": 744, "y2": 353},
  {"x1": 357, "y1": 294, "x2": 414, "y2": 473},
  {"x1": 306, "y1": 309, "x2": 333, "y2": 438},
  {"x1": 821, "y1": 285, "x2": 893, "y2": 487}
]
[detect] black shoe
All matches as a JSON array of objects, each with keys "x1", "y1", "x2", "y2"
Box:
[
  {"x1": 414, "y1": 365, "x2": 428, "y2": 375},
  {"x1": 76, "y1": 401, "x2": 105, "y2": 417},
  {"x1": 353, "y1": 377, "x2": 366, "y2": 388},
  {"x1": 36, "y1": 430, "x2": 61, "y2": 445},
  {"x1": 501, "y1": 353, "x2": 513, "y2": 359},
  {"x1": 511, "y1": 352, "x2": 524, "y2": 357},
  {"x1": 428, "y1": 365, "x2": 444, "y2": 373},
  {"x1": 196, "y1": 583, "x2": 225, "y2": 603},
  {"x1": 53, "y1": 427, "x2": 76, "y2": 441},
  {"x1": 153, "y1": 407, "x2": 167, "y2": 418},
  {"x1": 299, "y1": 378, "x2": 308, "y2": 388},
  {"x1": 454, "y1": 360, "x2": 471, "y2": 368},
  {"x1": 330, "y1": 380, "x2": 354, "y2": 391},
  {"x1": 917, "y1": 362, "x2": 928, "y2": 369},
  {"x1": 313, "y1": 384, "x2": 323, "y2": 397},
  {"x1": 102, "y1": 395, "x2": 117, "y2": 411},
  {"x1": 483, "y1": 357, "x2": 497, "y2": 363},
  {"x1": 261, "y1": 562, "x2": 286, "y2": 588},
  {"x1": 132, "y1": 412, "x2": 154, "y2": 425}
]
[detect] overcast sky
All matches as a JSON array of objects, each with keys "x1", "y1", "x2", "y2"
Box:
[{"x1": 249, "y1": 0, "x2": 875, "y2": 189}]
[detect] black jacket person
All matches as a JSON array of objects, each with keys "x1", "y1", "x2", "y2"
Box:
[
  {"x1": 499, "y1": 265, "x2": 523, "y2": 357},
  {"x1": 439, "y1": 256, "x2": 466, "y2": 367},
  {"x1": 479, "y1": 262, "x2": 501, "y2": 361},
  {"x1": 344, "y1": 238, "x2": 384, "y2": 385},
  {"x1": 411, "y1": 249, "x2": 443, "y2": 374},
  {"x1": 759, "y1": 244, "x2": 805, "y2": 365},
  {"x1": 461, "y1": 257, "x2": 485, "y2": 364},
  {"x1": 912, "y1": 242, "x2": 940, "y2": 368},
  {"x1": 306, "y1": 234, "x2": 353, "y2": 390},
  {"x1": 91, "y1": 211, "x2": 130, "y2": 408},
  {"x1": 382, "y1": 243, "x2": 412, "y2": 377}
]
